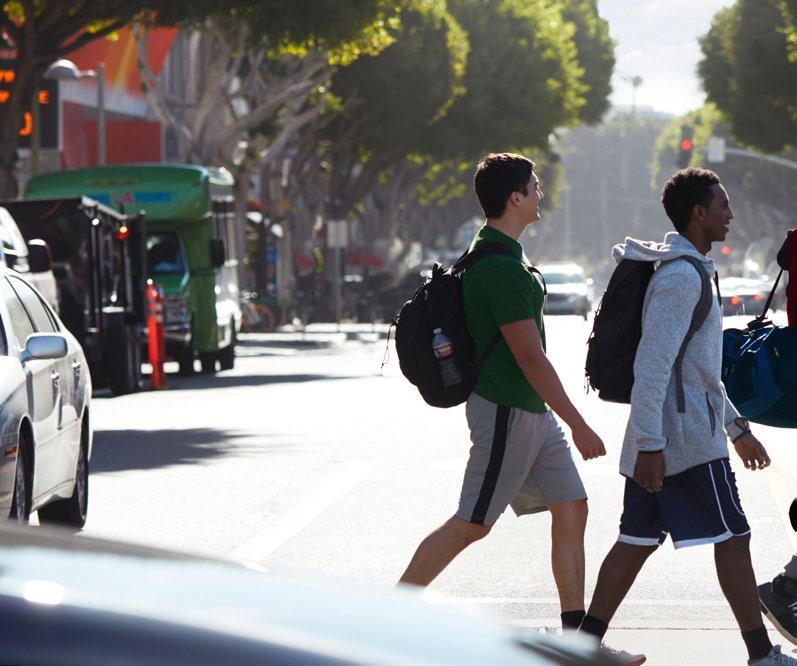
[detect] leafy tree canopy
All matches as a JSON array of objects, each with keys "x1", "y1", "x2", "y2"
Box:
[
  {"x1": 329, "y1": 0, "x2": 468, "y2": 156},
  {"x1": 560, "y1": 0, "x2": 615, "y2": 124},
  {"x1": 698, "y1": 0, "x2": 797, "y2": 152}
]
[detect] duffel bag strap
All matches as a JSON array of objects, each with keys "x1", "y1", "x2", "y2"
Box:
[{"x1": 753, "y1": 268, "x2": 784, "y2": 325}]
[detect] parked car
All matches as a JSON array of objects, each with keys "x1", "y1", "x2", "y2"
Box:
[
  {"x1": 0, "y1": 205, "x2": 58, "y2": 313},
  {"x1": 537, "y1": 263, "x2": 592, "y2": 319},
  {"x1": 0, "y1": 523, "x2": 617, "y2": 665},
  {"x1": 0, "y1": 266, "x2": 91, "y2": 527},
  {"x1": 718, "y1": 276, "x2": 768, "y2": 317}
]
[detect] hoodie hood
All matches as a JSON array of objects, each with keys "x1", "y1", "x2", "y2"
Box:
[{"x1": 612, "y1": 231, "x2": 714, "y2": 270}]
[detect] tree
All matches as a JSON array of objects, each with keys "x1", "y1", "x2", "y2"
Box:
[
  {"x1": 0, "y1": 0, "x2": 392, "y2": 196},
  {"x1": 698, "y1": 0, "x2": 797, "y2": 152},
  {"x1": 650, "y1": 104, "x2": 797, "y2": 250},
  {"x1": 428, "y1": 0, "x2": 587, "y2": 160},
  {"x1": 560, "y1": 0, "x2": 615, "y2": 124},
  {"x1": 321, "y1": 0, "x2": 614, "y2": 234}
]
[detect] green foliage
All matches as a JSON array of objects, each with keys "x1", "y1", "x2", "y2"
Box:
[
  {"x1": 698, "y1": 0, "x2": 797, "y2": 152},
  {"x1": 429, "y1": 0, "x2": 587, "y2": 160},
  {"x1": 329, "y1": 1, "x2": 467, "y2": 155},
  {"x1": 650, "y1": 104, "x2": 797, "y2": 248},
  {"x1": 559, "y1": 0, "x2": 615, "y2": 124}
]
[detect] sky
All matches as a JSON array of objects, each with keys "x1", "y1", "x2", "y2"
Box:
[{"x1": 597, "y1": 0, "x2": 735, "y2": 116}]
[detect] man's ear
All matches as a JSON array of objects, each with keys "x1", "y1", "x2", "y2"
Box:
[{"x1": 691, "y1": 203, "x2": 706, "y2": 223}]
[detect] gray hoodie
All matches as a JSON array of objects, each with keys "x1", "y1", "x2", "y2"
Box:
[{"x1": 613, "y1": 231, "x2": 748, "y2": 477}]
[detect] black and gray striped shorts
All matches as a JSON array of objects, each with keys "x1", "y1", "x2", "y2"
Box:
[{"x1": 456, "y1": 393, "x2": 587, "y2": 526}]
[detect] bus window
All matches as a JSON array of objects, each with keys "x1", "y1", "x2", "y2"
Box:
[{"x1": 147, "y1": 232, "x2": 185, "y2": 275}]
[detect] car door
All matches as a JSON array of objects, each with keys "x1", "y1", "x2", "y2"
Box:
[{"x1": 0, "y1": 277, "x2": 62, "y2": 501}]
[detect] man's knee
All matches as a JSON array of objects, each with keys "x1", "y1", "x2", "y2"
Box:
[
  {"x1": 445, "y1": 516, "x2": 492, "y2": 545},
  {"x1": 550, "y1": 499, "x2": 588, "y2": 529}
]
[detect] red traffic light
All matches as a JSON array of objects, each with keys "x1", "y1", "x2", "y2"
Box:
[
  {"x1": 720, "y1": 245, "x2": 731, "y2": 256},
  {"x1": 679, "y1": 138, "x2": 693, "y2": 151}
]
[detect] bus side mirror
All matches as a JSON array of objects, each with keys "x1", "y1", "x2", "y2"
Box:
[
  {"x1": 210, "y1": 239, "x2": 225, "y2": 268},
  {"x1": 27, "y1": 239, "x2": 52, "y2": 273}
]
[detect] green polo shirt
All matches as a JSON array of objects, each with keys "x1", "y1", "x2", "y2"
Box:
[{"x1": 461, "y1": 225, "x2": 547, "y2": 413}]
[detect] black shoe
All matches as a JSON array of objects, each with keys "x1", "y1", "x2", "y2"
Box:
[{"x1": 760, "y1": 577, "x2": 797, "y2": 646}]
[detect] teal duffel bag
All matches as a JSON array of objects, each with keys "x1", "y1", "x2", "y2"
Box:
[{"x1": 722, "y1": 270, "x2": 797, "y2": 428}]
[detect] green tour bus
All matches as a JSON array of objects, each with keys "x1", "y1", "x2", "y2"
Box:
[{"x1": 26, "y1": 164, "x2": 242, "y2": 375}]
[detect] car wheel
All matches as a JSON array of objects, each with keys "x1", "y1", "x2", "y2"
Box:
[
  {"x1": 9, "y1": 432, "x2": 31, "y2": 523},
  {"x1": 38, "y1": 425, "x2": 89, "y2": 529}
]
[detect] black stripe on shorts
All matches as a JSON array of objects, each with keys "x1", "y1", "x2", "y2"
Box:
[{"x1": 471, "y1": 404, "x2": 510, "y2": 524}]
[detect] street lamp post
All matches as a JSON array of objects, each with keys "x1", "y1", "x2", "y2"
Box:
[{"x1": 40, "y1": 58, "x2": 106, "y2": 168}]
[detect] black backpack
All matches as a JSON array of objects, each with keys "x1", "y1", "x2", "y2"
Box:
[
  {"x1": 585, "y1": 256, "x2": 718, "y2": 412},
  {"x1": 394, "y1": 242, "x2": 516, "y2": 408}
]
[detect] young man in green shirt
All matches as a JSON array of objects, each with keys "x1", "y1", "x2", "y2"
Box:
[{"x1": 399, "y1": 152, "x2": 610, "y2": 637}]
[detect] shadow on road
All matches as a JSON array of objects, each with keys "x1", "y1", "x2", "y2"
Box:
[
  {"x1": 90, "y1": 427, "x2": 293, "y2": 474},
  {"x1": 164, "y1": 373, "x2": 359, "y2": 391}
]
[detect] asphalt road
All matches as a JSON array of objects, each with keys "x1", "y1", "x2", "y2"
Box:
[{"x1": 80, "y1": 315, "x2": 797, "y2": 663}]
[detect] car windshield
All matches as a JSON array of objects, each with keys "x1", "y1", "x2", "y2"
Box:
[
  {"x1": 544, "y1": 272, "x2": 584, "y2": 285},
  {"x1": 147, "y1": 233, "x2": 185, "y2": 276}
]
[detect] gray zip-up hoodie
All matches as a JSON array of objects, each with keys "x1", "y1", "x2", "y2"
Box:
[{"x1": 614, "y1": 232, "x2": 748, "y2": 477}]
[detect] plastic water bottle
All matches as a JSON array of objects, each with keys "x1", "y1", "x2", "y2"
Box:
[{"x1": 432, "y1": 328, "x2": 462, "y2": 387}]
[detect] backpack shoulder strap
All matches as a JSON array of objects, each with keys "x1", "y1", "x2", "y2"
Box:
[
  {"x1": 451, "y1": 242, "x2": 514, "y2": 274},
  {"x1": 672, "y1": 256, "x2": 715, "y2": 413}
]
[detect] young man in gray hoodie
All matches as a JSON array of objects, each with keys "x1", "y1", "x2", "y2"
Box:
[{"x1": 579, "y1": 168, "x2": 796, "y2": 665}]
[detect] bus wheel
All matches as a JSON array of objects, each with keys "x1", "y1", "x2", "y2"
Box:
[
  {"x1": 200, "y1": 353, "x2": 217, "y2": 374},
  {"x1": 219, "y1": 325, "x2": 235, "y2": 371},
  {"x1": 177, "y1": 344, "x2": 195, "y2": 376}
]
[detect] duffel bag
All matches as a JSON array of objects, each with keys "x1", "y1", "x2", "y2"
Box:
[{"x1": 722, "y1": 269, "x2": 797, "y2": 428}]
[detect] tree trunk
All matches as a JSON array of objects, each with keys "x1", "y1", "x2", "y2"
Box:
[{"x1": 0, "y1": 55, "x2": 42, "y2": 198}]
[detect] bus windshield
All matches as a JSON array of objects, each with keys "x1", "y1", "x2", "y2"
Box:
[{"x1": 147, "y1": 233, "x2": 185, "y2": 275}]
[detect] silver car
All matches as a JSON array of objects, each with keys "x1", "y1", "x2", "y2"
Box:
[
  {"x1": 0, "y1": 266, "x2": 91, "y2": 527},
  {"x1": 0, "y1": 524, "x2": 617, "y2": 665},
  {"x1": 538, "y1": 263, "x2": 592, "y2": 320}
]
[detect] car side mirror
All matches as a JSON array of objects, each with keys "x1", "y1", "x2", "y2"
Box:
[
  {"x1": 3, "y1": 248, "x2": 18, "y2": 270},
  {"x1": 27, "y1": 239, "x2": 52, "y2": 273},
  {"x1": 210, "y1": 239, "x2": 225, "y2": 268},
  {"x1": 20, "y1": 333, "x2": 67, "y2": 363}
]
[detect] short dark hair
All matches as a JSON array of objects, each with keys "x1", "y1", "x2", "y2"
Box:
[
  {"x1": 661, "y1": 167, "x2": 721, "y2": 234},
  {"x1": 474, "y1": 153, "x2": 535, "y2": 219}
]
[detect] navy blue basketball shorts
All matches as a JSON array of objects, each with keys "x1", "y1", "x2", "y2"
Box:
[{"x1": 618, "y1": 457, "x2": 750, "y2": 549}]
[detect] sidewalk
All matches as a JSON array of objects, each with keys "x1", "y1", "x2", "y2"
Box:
[
  {"x1": 518, "y1": 621, "x2": 795, "y2": 665},
  {"x1": 240, "y1": 322, "x2": 391, "y2": 347},
  {"x1": 604, "y1": 627, "x2": 793, "y2": 665}
]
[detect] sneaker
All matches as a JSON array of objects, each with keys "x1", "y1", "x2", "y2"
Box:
[
  {"x1": 599, "y1": 642, "x2": 646, "y2": 665},
  {"x1": 748, "y1": 645, "x2": 797, "y2": 665},
  {"x1": 760, "y1": 577, "x2": 797, "y2": 646}
]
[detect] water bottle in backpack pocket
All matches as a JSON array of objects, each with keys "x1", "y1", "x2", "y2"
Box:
[{"x1": 432, "y1": 328, "x2": 463, "y2": 387}]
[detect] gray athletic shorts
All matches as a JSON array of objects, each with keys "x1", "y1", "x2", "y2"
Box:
[{"x1": 456, "y1": 393, "x2": 587, "y2": 526}]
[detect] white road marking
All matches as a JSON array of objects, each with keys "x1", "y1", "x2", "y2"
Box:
[{"x1": 228, "y1": 461, "x2": 379, "y2": 563}]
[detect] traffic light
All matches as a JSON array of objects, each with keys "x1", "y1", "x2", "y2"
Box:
[{"x1": 676, "y1": 125, "x2": 694, "y2": 168}]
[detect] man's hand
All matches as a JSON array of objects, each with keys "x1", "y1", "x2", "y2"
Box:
[
  {"x1": 634, "y1": 451, "x2": 665, "y2": 492},
  {"x1": 733, "y1": 433, "x2": 770, "y2": 470},
  {"x1": 571, "y1": 422, "x2": 606, "y2": 461}
]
